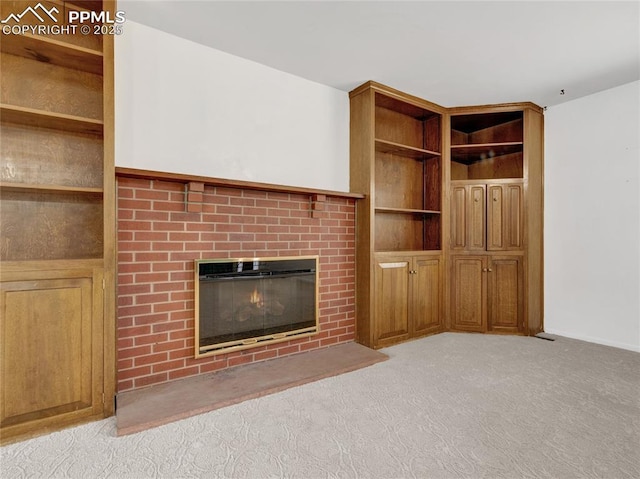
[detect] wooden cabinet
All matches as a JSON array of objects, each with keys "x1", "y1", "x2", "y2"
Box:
[
  {"x1": 374, "y1": 253, "x2": 442, "y2": 348},
  {"x1": 451, "y1": 182, "x2": 523, "y2": 252},
  {"x1": 447, "y1": 105, "x2": 543, "y2": 336},
  {"x1": 0, "y1": 0, "x2": 115, "y2": 444},
  {"x1": 1, "y1": 266, "x2": 104, "y2": 439},
  {"x1": 450, "y1": 255, "x2": 523, "y2": 333},
  {"x1": 350, "y1": 81, "x2": 543, "y2": 347},
  {"x1": 374, "y1": 257, "x2": 411, "y2": 345},
  {"x1": 487, "y1": 256, "x2": 524, "y2": 333},
  {"x1": 451, "y1": 184, "x2": 486, "y2": 251},
  {"x1": 487, "y1": 184, "x2": 523, "y2": 251},
  {"x1": 350, "y1": 82, "x2": 445, "y2": 348},
  {"x1": 412, "y1": 255, "x2": 443, "y2": 336},
  {"x1": 450, "y1": 256, "x2": 486, "y2": 331}
]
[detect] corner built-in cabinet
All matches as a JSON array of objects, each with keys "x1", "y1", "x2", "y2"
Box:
[
  {"x1": 350, "y1": 81, "x2": 543, "y2": 349},
  {"x1": 448, "y1": 104, "x2": 543, "y2": 336},
  {"x1": 350, "y1": 82, "x2": 445, "y2": 348},
  {"x1": 0, "y1": 0, "x2": 115, "y2": 444}
]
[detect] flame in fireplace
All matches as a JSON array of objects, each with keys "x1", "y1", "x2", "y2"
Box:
[{"x1": 249, "y1": 287, "x2": 264, "y2": 308}]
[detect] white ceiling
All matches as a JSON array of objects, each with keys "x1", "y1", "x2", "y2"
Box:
[{"x1": 120, "y1": 1, "x2": 639, "y2": 108}]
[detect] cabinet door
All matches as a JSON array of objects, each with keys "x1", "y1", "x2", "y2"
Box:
[
  {"x1": 487, "y1": 184, "x2": 523, "y2": 251},
  {"x1": 411, "y1": 257, "x2": 441, "y2": 336},
  {"x1": 487, "y1": 256, "x2": 523, "y2": 332},
  {"x1": 450, "y1": 185, "x2": 467, "y2": 250},
  {"x1": 451, "y1": 184, "x2": 485, "y2": 251},
  {"x1": 374, "y1": 257, "x2": 410, "y2": 346},
  {"x1": 467, "y1": 185, "x2": 486, "y2": 250},
  {"x1": 487, "y1": 185, "x2": 504, "y2": 250},
  {"x1": 450, "y1": 256, "x2": 486, "y2": 332},
  {"x1": 1, "y1": 268, "x2": 104, "y2": 438}
]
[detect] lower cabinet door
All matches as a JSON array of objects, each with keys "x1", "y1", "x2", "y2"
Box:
[
  {"x1": 487, "y1": 256, "x2": 524, "y2": 332},
  {"x1": 1, "y1": 267, "x2": 104, "y2": 441},
  {"x1": 450, "y1": 256, "x2": 486, "y2": 332},
  {"x1": 374, "y1": 257, "x2": 410, "y2": 346},
  {"x1": 412, "y1": 256, "x2": 441, "y2": 336}
]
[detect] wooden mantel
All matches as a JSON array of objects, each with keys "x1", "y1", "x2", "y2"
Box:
[{"x1": 115, "y1": 167, "x2": 365, "y2": 200}]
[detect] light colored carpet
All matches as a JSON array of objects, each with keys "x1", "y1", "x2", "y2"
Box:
[{"x1": 2, "y1": 333, "x2": 639, "y2": 478}]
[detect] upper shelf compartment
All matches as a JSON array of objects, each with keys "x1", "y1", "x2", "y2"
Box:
[
  {"x1": 450, "y1": 111, "x2": 524, "y2": 180},
  {"x1": 0, "y1": 34, "x2": 103, "y2": 75},
  {"x1": 1, "y1": 47, "x2": 104, "y2": 126},
  {"x1": 451, "y1": 111, "x2": 523, "y2": 146},
  {"x1": 375, "y1": 93, "x2": 441, "y2": 153}
]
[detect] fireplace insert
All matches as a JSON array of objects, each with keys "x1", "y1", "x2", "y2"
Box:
[{"x1": 195, "y1": 256, "x2": 318, "y2": 357}]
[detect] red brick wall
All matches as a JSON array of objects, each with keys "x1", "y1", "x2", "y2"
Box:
[{"x1": 116, "y1": 177, "x2": 356, "y2": 392}]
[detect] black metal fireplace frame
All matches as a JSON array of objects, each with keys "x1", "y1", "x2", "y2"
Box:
[{"x1": 194, "y1": 255, "x2": 319, "y2": 358}]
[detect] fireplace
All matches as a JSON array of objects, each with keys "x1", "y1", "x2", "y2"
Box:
[{"x1": 195, "y1": 256, "x2": 319, "y2": 357}]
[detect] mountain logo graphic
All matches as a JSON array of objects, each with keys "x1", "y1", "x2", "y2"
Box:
[{"x1": 1, "y1": 3, "x2": 59, "y2": 24}]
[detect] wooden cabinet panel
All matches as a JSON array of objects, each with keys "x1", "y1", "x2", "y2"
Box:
[
  {"x1": 1, "y1": 54, "x2": 103, "y2": 121},
  {"x1": 487, "y1": 183, "x2": 523, "y2": 251},
  {"x1": 487, "y1": 185, "x2": 504, "y2": 250},
  {"x1": 0, "y1": 191, "x2": 103, "y2": 261},
  {"x1": 375, "y1": 104, "x2": 426, "y2": 149},
  {"x1": 374, "y1": 213, "x2": 426, "y2": 252},
  {"x1": 412, "y1": 257, "x2": 441, "y2": 335},
  {"x1": 0, "y1": 268, "x2": 103, "y2": 436},
  {"x1": 468, "y1": 185, "x2": 486, "y2": 250},
  {"x1": 374, "y1": 258, "x2": 410, "y2": 343},
  {"x1": 375, "y1": 152, "x2": 424, "y2": 210},
  {"x1": 451, "y1": 182, "x2": 522, "y2": 253},
  {"x1": 0, "y1": 123, "x2": 103, "y2": 189},
  {"x1": 450, "y1": 256, "x2": 486, "y2": 332},
  {"x1": 450, "y1": 254, "x2": 523, "y2": 334},
  {"x1": 373, "y1": 254, "x2": 442, "y2": 347},
  {"x1": 450, "y1": 184, "x2": 486, "y2": 251},
  {"x1": 488, "y1": 256, "x2": 523, "y2": 332},
  {"x1": 504, "y1": 183, "x2": 523, "y2": 249},
  {"x1": 451, "y1": 185, "x2": 466, "y2": 250}
]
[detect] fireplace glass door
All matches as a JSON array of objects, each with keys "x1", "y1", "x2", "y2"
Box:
[{"x1": 195, "y1": 257, "x2": 318, "y2": 356}]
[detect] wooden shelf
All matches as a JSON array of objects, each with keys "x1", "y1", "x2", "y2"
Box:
[
  {"x1": 64, "y1": 0, "x2": 104, "y2": 11},
  {"x1": 375, "y1": 207, "x2": 441, "y2": 215},
  {"x1": 451, "y1": 142, "x2": 523, "y2": 164},
  {"x1": 375, "y1": 139, "x2": 440, "y2": 160},
  {"x1": 0, "y1": 104, "x2": 103, "y2": 135},
  {"x1": 375, "y1": 92, "x2": 439, "y2": 119},
  {"x1": 0, "y1": 182, "x2": 103, "y2": 195},
  {"x1": 0, "y1": 34, "x2": 103, "y2": 75},
  {"x1": 451, "y1": 112, "x2": 523, "y2": 133},
  {"x1": 0, "y1": 258, "x2": 104, "y2": 275},
  {"x1": 116, "y1": 167, "x2": 365, "y2": 199},
  {"x1": 450, "y1": 178, "x2": 524, "y2": 185}
]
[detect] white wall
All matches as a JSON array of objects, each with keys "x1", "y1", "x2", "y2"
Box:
[
  {"x1": 115, "y1": 21, "x2": 350, "y2": 192},
  {"x1": 545, "y1": 81, "x2": 640, "y2": 352}
]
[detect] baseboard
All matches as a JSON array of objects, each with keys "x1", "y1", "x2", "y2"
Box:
[{"x1": 544, "y1": 328, "x2": 640, "y2": 353}]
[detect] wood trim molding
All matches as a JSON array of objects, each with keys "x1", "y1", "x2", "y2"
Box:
[
  {"x1": 350, "y1": 80, "x2": 448, "y2": 115},
  {"x1": 349, "y1": 81, "x2": 543, "y2": 115},
  {"x1": 115, "y1": 167, "x2": 365, "y2": 200}
]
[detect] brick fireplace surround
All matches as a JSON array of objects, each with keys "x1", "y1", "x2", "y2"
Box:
[{"x1": 116, "y1": 171, "x2": 359, "y2": 393}]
